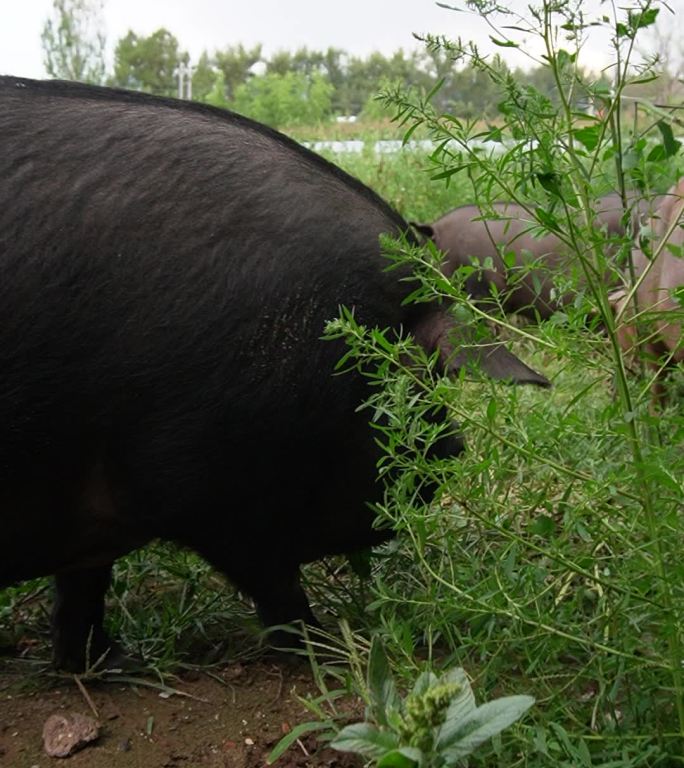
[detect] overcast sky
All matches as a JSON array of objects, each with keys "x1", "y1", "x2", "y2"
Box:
[{"x1": 1, "y1": 0, "x2": 680, "y2": 81}]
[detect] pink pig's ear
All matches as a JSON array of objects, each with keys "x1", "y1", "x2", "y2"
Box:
[
  {"x1": 607, "y1": 287, "x2": 627, "y2": 312},
  {"x1": 413, "y1": 309, "x2": 551, "y2": 388},
  {"x1": 410, "y1": 222, "x2": 435, "y2": 242}
]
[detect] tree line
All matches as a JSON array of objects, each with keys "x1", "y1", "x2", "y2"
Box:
[
  {"x1": 42, "y1": 0, "x2": 676, "y2": 130},
  {"x1": 106, "y1": 32, "x2": 557, "y2": 125}
]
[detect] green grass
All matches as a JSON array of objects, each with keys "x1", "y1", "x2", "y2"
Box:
[{"x1": 320, "y1": 145, "x2": 473, "y2": 223}]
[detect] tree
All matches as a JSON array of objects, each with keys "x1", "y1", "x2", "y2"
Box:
[
  {"x1": 41, "y1": 0, "x2": 106, "y2": 84},
  {"x1": 337, "y1": 49, "x2": 426, "y2": 115},
  {"x1": 110, "y1": 28, "x2": 188, "y2": 97},
  {"x1": 203, "y1": 71, "x2": 231, "y2": 110},
  {"x1": 191, "y1": 51, "x2": 218, "y2": 103},
  {"x1": 266, "y1": 46, "x2": 353, "y2": 114},
  {"x1": 232, "y1": 71, "x2": 333, "y2": 128},
  {"x1": 214, "y1": 44, "x2": 263, "y2": 102}
]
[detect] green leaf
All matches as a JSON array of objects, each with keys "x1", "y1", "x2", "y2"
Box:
[
  {"x1": 529, "y1": 514, "x2": 555, "y2": 538},
  {"x1": 368, "y1": 637, "x2": 400, "y2": 727},
  {"x1": 410, "y1": 669, "x2": 439, "y2": 697},
  {"x1": 647, "y1": 145, "x2": 666, "y2": 163},
  {"x1": 435, "y1": 670, "x2": 477, "y2": 748},
  {"x1": 572, "y1": 126, "x2": 600, "y2": 151},
  {"x1": 656, "y1": 120, "x2": 681, "y2": 158},
  {"x1": 502, "y1": 249, "x2": 517, "y2": 269},
  {"x1": 621, "y1": 149, "x2": 640, "y2": 171},
  {"x1": 402, "y1": 120, "x2": 422, "y2": 146},
  {"x1": 347, "y1": 548, "x2": 373, "y2": 579},
  {"x1": 425, "y1": 76, "x2": 446, "y2": 105},
  {"x1": 556, "y1": 49, "x2": 576, "y2": 68},
  {"x1": 645, "y1": 466, "x2": 682, "y2": 495},
  {"x1": 674, "y1": 285, "x2": 684, "y2": 307},
  {"x1": 534, "y1": 207, "x2": 559, "y2": 233},
  {"x1": 438, "y1": 695, "x2": 535, "y2": 757},
  {"x1": 330, "y1": 723, "x2": 399, "y2": 757},
  {"x1": 489, "y1": 36, "x2": 519, "y2": 48},
  {"x1": 536, "y1": 172, "x2": 562, "y2": 197},
  {"x1": 267, "y1": 721, "x2": 332, "y2": 764},
  {"x1": 630, "y1": 72, "x2": 659, "y2": 85},
  {"x1": 372, "y1": 328, "x2": 397, "y2": 354},
  {"x1": 430, "y1": 167, "x2": 462, "y2": 182},
  {"x1": 629, "y1": 7, "x2": 659, "y2": 31},
  {"x1": 378, "y1": 747, "x2": 424, "y2": 767}
]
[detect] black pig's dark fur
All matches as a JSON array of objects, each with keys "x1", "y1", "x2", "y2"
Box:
[{"x1": 0, "y1": 77, "x2": 544, "y2": 670}]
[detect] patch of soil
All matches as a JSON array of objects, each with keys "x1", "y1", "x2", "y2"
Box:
[{"x1": 0, "y1": 660, "x2": 363, "y2": 768}]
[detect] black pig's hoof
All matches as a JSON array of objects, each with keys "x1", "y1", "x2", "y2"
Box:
[{"x1": 52, "y1": 635, "x2": 129, "y2": 674}]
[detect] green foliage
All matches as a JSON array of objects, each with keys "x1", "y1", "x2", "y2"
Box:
[
  {"x1": 360, "y1": 85, "x2": 399, "y2": 121},
  {"x1": 190, "y1": 51, "x2": 218, "y2": 103},
  {"x1": 202, "y1": 71, "x2": 231, "y2": 110},
  {"x1": 313, "y1": 1, "x2": 684, "y2": 764},
  {"x1": 270, "y1": 47, "x2": 348, "y2": 113},
  {"x1": 110, "y1": 28, "x2": 188, "y2": 97},
  {"x1": 213, "y1": 44, "x2": 263, "y2": 102},
  {"x1": 232, "y1": 71, "x2": 334, "y2": 128},
  {"x1": 267, "y1": 635, "x2": 534, "y2": 767},
  {"x1": 41, "y1": 0, "x2": 106, "y2": 84},
  {"x1": 318, "y1": 148, "x2": 472, "y2": 224},
  {"x1": 106, "y1": 544, "x2": 261, "y2": 673},
  {"x1": 93, "y1": 24, "x2": 636, "y2": 124},
  {"x1": 191, "y1": 46, "x2": 264, "y2": 107}
]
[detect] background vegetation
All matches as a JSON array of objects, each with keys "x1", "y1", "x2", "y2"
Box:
[{"x1": 39, "y1": 0, "x2": 684, "y2": 131}]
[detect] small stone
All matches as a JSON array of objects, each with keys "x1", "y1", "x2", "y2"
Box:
[
  {"x1": 42, "y1": 712, "x2": 100, "y2": 758},
  {"x1": 118, "y1": 737, "x2": 132, "y2": 752},
  {"x1": 244, "y1": 737, "x2": 254, "y2": 746}
]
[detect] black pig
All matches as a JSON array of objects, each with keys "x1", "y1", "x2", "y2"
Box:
[{"x1": 0, "y1": 77, "x2": 548, "y2": 670}]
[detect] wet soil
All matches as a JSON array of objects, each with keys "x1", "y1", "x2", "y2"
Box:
[{"x1": 0, "y1": 660, "x2": 363, "y2": 768}]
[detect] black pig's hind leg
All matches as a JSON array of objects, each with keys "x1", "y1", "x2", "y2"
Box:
[{"x1": 52, "y1": 563, "x2": 120, "y2": 672}]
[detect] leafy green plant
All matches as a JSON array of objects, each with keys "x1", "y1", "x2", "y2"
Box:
[
  {"x1": 315, "y1": 1, "x2": 684, "y2": 764},
  {"x1": 232, "y1": 71, "x2": 334, "y2": 128},
  {"x1": 266, "y1": 632, "x2": 533, "y2": 767},
  {"x1": 330, "y1": 636, "x2": 534, "y2": 767}
]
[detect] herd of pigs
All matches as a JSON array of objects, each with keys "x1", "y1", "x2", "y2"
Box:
[{"x1": 0, "y1": 76, "x2": 681, "y2": 671}]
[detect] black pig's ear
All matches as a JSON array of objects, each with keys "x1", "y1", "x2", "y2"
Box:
[
  {"x1": 412, "y1": 310, "x2": 551, "y2": 388},
  {"x1": 443, "y1": 340, "x2": 551, "y2": 387}
]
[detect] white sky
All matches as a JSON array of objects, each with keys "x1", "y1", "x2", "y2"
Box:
[{"x1": 0, "y1": 0, "x2": 681, "y2": 81}]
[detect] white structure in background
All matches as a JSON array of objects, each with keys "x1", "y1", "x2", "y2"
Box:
[
  {"x1": 175, "y1": 62, "x2": 194, "y2": 100},
  {"x1": 248, "y1": 61, "x2": 267, "y2": 77}
]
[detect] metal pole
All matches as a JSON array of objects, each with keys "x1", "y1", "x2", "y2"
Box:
[{"x1": 177, "y1": 64, "x2": 184, "y2": 99}]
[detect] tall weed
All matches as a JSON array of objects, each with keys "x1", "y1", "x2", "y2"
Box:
[{"x1": 325, "y1": 0, "x2": 684, "y2": 764}]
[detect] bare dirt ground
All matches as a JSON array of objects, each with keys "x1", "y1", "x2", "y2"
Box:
[{"x1": 0, "y1": 659, "x2": 363, "y2": 768}]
